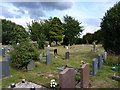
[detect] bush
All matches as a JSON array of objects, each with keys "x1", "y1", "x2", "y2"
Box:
[
  {"x1": 10, "y1": 41, "x2": 39, "y2": 69},
  {"x1": 100, "y1": 2, "x2": 120, "y2": 54}
]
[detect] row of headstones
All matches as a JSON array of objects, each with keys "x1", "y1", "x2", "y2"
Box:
[
  {"x1": 59, "y1": 63, "x2": 90, "y2": 88},
  {"x1": 91, "y1": 51, "x2": 107, "y2": 75}
]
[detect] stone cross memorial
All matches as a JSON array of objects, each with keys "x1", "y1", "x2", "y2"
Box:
[
  {"x1": 46, "y1": 54, "x2": 52, "y2": 65},
  {"x1": 59, "y1": 68, "x2": 75, "y2": 88},
  {"x1": 65, "y1": 52, "x2": 69, "y2": 60},
  {"x1": 92, "y1": 58, "x2": 98, "y2": 75},
  {"x1": 98, "y1": 54, "x2": 103, "y2": 69}
]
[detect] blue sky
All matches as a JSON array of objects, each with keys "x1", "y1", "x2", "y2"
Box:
[{"x1": 0, "y1": 0, "x2": 119, "y2": 37}]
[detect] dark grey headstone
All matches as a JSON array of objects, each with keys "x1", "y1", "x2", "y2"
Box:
[
  {"x1": 92, "y1": 58, "x2": 98, "y2": 75},
  {"x1": 27, "y1": 61, "x2": 35, "y2": 70},
  {"x1": 2, "y1": 48, "x2": 5, "y2": 56},
  {"x1": 65, "y1": 52, "x2": 69, "y2": 60},
  {"x1": 0, "y1": 61, "x2": 10, "y2": 79},
  {"x1": 46, "y1": 54, "x2": 52, "y2": 65},
  {"x1": 98, "y1": 54, "x2": 103, "y2": 69},
  {"x1": 54, "y1": 49, "x2": 57, "y2": 55}
]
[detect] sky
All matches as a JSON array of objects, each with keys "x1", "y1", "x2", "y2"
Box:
[{"x1": 0, "y1": 0, "x2": 119, "y2": 37}]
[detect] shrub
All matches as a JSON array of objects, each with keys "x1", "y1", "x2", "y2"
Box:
[{"x1": 10, "y1": 41, "x2": 39, "y2": 70}]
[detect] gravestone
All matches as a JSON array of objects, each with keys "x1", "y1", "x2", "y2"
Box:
[
  {"x1": 46, "y1": 50, "x2": 50, "y2": 55},
  {"x1": 46, "y1": 54, "x2": 52, "y2": 65},
  {"x1": 80, "y1": 63, "x2": 90, "y2": 88},
  {"x1": 0, "y1": 47, "x2": 2, "y2": 56},
  {"x1": 27, "y1": 60, "x2": 35, "y2": 70},
  {"x1": 54, "y1": 49, "x2": 57, "y2": 55},
  {"x1": 2, "y1": 48, "x2": 5, "y2": 56},
  {"x1": 0, "y1": 61, "x2": 10, "y2": 79},
  {"x1": 65, "y1": 52, "x2": 69, "y2": 60},
  {"x1": 39, "y1": 53, "x2": 42, "y2": 60},
  {"x1": 5, "y1": 54, "x2": 12, "y2": 63},
  {"x1": 66, "y1": 46, "x2": 68, "y2": 49},
  {"x1": 92, "y1": 58, "x2": 98, "y2": 75},
  {"x1": 103, "y1": 51, "x2": 107, "y2": 63},
  {"x1": 98, "y1": 54, "x2": 103, "y2": 69},
  {"x1": 59, "y1": 68, "x2": 75, "y2": 88},
  {"x1": 92, "y1": 41, "x2": 97, "y2": 52}
]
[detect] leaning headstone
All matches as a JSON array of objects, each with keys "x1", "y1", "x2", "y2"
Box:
[
  {"x1": 103, "y1": 51, "x2": 107, "y2": 63},
  {"x1": 92, "y1": 58, "x2": 98, "y2": 75},
  {"x1": 65, "y1": 52, "x2": 69, "y2": 60},
  {"x1": 80, "y1": 63, "x2": 90, "y2": 88},
  {"x1": 54, "y1": 49, "x2": 57, "y2": 55},
  {"x1": 2, "y1": 48, "x2": 5, "y2": 56},
  {"x1": 46, "y1": 54, "x2": 52, "y2": 65},
  {"x1": 59, "y1": 68, "x2": 75, "y2": 88},
  {"x1": 27, "y1": 60, "x2": 35, "y2": 70},
  {"x1": 0, "y1": 61, "x2": 10, "y2": 79},
  {"x1": 98, "y1": 54, "x2": 103, "y2": 69}
]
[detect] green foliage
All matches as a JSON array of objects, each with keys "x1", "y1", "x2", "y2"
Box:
[
  {"x1": 63, "y1": 15, "x2": 83, "y2": 45},
  {"x1": 100, "y1": 2, "x2": 120, "y2": 54},
  {"x1": 49, "y1": 17, "x2": 64, "y2": 45},
  {"x1": 27, "y1": 20, "x2": 46, "y2": 49},
  {"x1": 11, "y1": 24, "x2": 29, "y2": 44},
  {"x1": 83, "y1": 33, "x2": 94, "y2": 44},
  {"x1": 10, "y1": 41, "x2": 39, "y2": 69},
  {"x1": 2, "y1": 19, "x2": 16, "y2": 44}
]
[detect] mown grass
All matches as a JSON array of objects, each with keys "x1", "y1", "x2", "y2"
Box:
[{"x1": 2, "y1": 44, "x2": 119, "y2": 88}]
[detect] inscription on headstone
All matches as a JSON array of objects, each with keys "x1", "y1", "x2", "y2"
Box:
[{"x1": 59, "y1": 68, "x2": 75, "y2": 88}]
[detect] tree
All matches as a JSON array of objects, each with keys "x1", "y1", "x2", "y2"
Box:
[
  {"x1": 63, "y1": 15, "x2": 83, "y2": 45},
  {"x1": 100, "y1": 2, "x2": 120, "y2": 54},
  {"x1": 83, "y1": 33, "x2": 94, "y2": 44},
  {"x1": 10, "y1": 40, "x2": 39, "y2": 70},
  {"x1": 27, "y1": 20, "x2": 46, "y2": 49},
  {"x1": 11, "y1": 24, "x2": 29, "y2": 44},
  {"x1": 49, "y1": 17, "x2": 64, "y2": 45},
  {"x1": 2, "y1": 19, "x2": 16, "y2": 44}
]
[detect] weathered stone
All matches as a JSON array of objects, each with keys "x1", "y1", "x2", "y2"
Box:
[
  {"x1": 0, "y1": 61, "x2": 10, "y2": 79},
  {"x1": 65, "y1": 52, "x2": 69, "y2": 60},
  {"x1": 98, "y1": 54, "x2": 103, "y2": 69},
  {"x1": 46, "y1": 54, "x2": 52, "y2": 65},
  {"x1": 103, "y1": 51, "x2": 107, "y2": 63},
  {"x1": 27, "y1": 60, "x2": 35, "y2": 70},
  {"x1": 59, "y1": 68, "x2": 75, "y2": 88},
  {"x1": 54, "y1": 49, "x2": 57, "y2": 55},
  {"x1": 92, "y1": 58, "x2": 98, "y2": 75},
  {"x1": 80, "y1": 63, "x2": 90, "y2": 88}
]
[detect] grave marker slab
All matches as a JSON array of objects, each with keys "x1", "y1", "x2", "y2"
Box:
[
  {"x1": 2, "y1": 48, "x2": 5, "y2": 56},
  {"x1": 59, "y1": 68, "x2": 75, "y2": 88},
  {"x1": 98, "y1": 54, "x2": 103, "y2": 69},
  {"x1": 27, "y1": 60, "x2": 35, "y2": 70},
  {"x1": 46, "y1": 50, "x2": 50, "y2": 55},
  {"x1": 54, "y1": 49, "x2": 57, "y2": 55},
  {"x1": 65, "y1": 52, "x2": 69, "y2": 60},
  {"x1": 92, "y1": 58, "x2": 98, "y2": 75},
  {"x1": 103, "y1": 51, "x2": 107, "y2": 63},
  {"x1": 0, "y1": 61, "x2": 10, "y2": 79},
  {"x1": 46, "y1": 54, "x2": 52, "y2": 65},
  {"x1": 80, "y1": 63, "x2": 90, "y2": 88}
]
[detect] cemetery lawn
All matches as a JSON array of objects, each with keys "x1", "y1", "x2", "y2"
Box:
[{"x1": 2, "y1": 44, "x2": 119, "y2": 88}]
